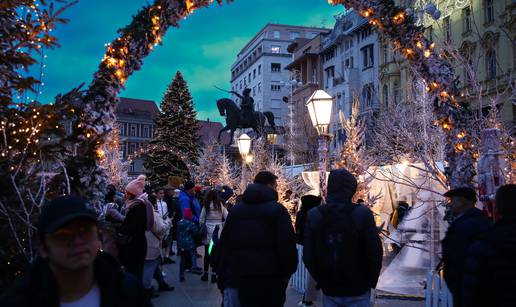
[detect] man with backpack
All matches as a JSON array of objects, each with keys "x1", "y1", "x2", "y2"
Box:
[{"x1": 303, "y1": 168, "x2": 383, "y2": 307}]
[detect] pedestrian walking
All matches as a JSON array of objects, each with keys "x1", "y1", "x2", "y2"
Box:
[
  {"x1": 303, "y1": 168, "x2": 383, "y2": 307},
  {"x1": 155, "y1": 187, "x2": 175, "y2": 264},
  {"x1": 295, "y1": 194, "x2": 322, "y2": 306},
  {"x1": 441, "y1": 187, "x2": 491, "y2": 306},
  {"x1": 0, "y1": 195, "x2": 151, "y2": 307},
  {"x1": 461, "y1": 184, "x2": 516, "y2": 307},
  {"x1": 200, "y1": 189, "x2": 228, "y2": 283},
  {"x1": 177, "y1": 208, "x2": 200, "y2": 282},
  {"x1": 218, "y1": 171, "x2": 298, "y2": 307},
  {"x1": 118, "y1": 175, "x2": 151, "y2": 280},
  {"x1": 143, "y1": 195, "x2": 174, "y2": 298}
]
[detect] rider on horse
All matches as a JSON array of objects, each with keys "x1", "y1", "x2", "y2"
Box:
[{"x1": 230, "y1": 88, "x2": 255, "y2": 127}]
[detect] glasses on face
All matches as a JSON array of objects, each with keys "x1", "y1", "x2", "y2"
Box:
[{"x1": 48, "y1": 221, "x2": 97, "y2": 244}]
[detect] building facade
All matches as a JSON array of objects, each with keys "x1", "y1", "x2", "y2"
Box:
[
  {"x1": 230, "y1": 24, "x2": 328, "y2": 131},
  {"x1": 320, "y1": 10, "x2": 380, "y2": 151},
  {"x1": 115, "y1": 97, "x2": 159, "y2": 176},
  {"x1": 380, "y1": 0, "x2": 515, "y2": 124},
  {"x1": 285, "y1": 34, "x2": 327, "y2": 164}
]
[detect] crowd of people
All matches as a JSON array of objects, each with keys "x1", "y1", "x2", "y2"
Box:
[{"x1": 0, "y1": 167, "x2": 514, "y2": 307}]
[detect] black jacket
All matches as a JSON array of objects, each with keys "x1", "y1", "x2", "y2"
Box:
[
  {"x1": 0, "y1": 252, "x2": 151, "y2": 307},
  {"x1": 118, "y1": 199, "x2": 148, "y2": 279},
  {"x1": 295, "y1": 195, "x2": 321, "y2": 245},
  {"x1": 461, "y1": 219, "x2": 516, "y2": 307},
  {"x1": 441, "y1": 207, "x2": 491, "y2": 304},
  {"x1": 303, "y1": 169, "x2": 383, "y2": 297},
  {"x1": 217, "y1": 184, "x2": 297, "y2": 287}
]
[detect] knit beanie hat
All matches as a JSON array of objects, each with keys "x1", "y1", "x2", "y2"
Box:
[
  {"x1": 183, "y1": 208, "x2": 193, "y2": 220},
  {"x1": 125, "y1": 175, "x2": 146, "y2": 197}
]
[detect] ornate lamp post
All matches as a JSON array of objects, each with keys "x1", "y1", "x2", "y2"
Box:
[
  {"x1": 237, "y1": 133, "x2": 252, "y2": 190},
  {"x1": 306, "y1": 90, "x2": 333, "y2": 199}
]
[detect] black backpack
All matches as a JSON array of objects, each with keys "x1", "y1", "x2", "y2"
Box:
[{"x1": 315, "y1": 204, "x2": 361, "y2": 284}]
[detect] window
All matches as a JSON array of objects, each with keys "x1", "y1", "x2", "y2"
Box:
[
  {"x1": 258, "y1": 65, "x2": 261, "y2": 75},
  {"x1": 253, "y1": 69, "x2": 256, "y2": 79},
  {"x1": 362, "y1": 85, "x2": 373, "y2": 107},
  {"x1": 307, "y1": 32, "x2": 318, "y2": 39},
  {"x1": 273, "y1": 30, "x2": 280, "y2": 39},
  {"x1": 248, "y1": 73, "x2": 251, "y2": 82},
  {"x1": 130, "y1": 125, "x2": 136, "y2": 137},
  {"x1": 361, "y1": 44, "x2": 374, "y2": 69},
  {"x1": 444, "y1": 17, "x2": 451, "y2": 42},
  {"x1": 244, "y1": 77, "x2": 247, "y2": 86},
  {"x1": 486, "y1": 49, "x2": 497, "y2": 79},
  {"x1": 239, "y1": 81, "x2": 242, "y2": 90},
  {"x1": 271, "y1": 45, "x2": 281, "y2": 53},
  {"x1": 252, "y1": 86, "x2": 256, "y2": 96},
  {"x1": 393, "y1": 87, "x2": 400, "y2": 104},
  {"x1": 271, "y1": 84, "x2": 281, "y2": 91},
  {"x1": 129, "y1": 143, "x2": 136, "y2": 155},
  {"x1": 382, "y1": 44, "x2": 388, "y2": 64},
  {"x1": 382, "y1": 84, "x2": 389, "y2": 107},
  {"x1": 463, "y1": 7, "x2": 472, "y2": 33},
  {"x1": 271, "y1": 99, "x2": 281, "y2": 109},
  {"x1": 258, "y1": 82, "x2": 262, "y2": 93},
  {"x1": 271, "y1": 63, "x2": 281, "y2": 72},
  {"x1": 143, "y1": 126, "x2": 149, "y2": 138},
  {"x1": 485, "y1": 0, "x2": 494, "y2": 23},
  {"x1": 427, "y1": 26, "x2": 434, "y2": 42},
  {"x1": 290, "y1": 31, "x2": 300, "y2": 39}
]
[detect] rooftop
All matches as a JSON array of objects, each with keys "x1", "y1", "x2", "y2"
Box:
[
  {"x1": 115, "y1": 97, "x2": 159, "y2": 120},
  {"x1": 198, "y1": 119, "x2": 231, "y2": 145}
]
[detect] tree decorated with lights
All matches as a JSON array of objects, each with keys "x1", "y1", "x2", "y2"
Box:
[
  {"x1": 98, "y1": 127, "x2": 130, "y2": 190},
  {"x1": 337, "y1": 95, "x2": 376, "y2": 202},
  {"x1": 191, "y1": 140, "x2": 222, "y2": 185},
  {"x1": 144, "y1": 71, "x2": 200, "y2": 185},
  {"x1": 218, "y1": 151, "x2": 239, "y2": 189}
]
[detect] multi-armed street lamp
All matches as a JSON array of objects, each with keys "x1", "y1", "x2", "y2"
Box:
[{"x1": 306, "y1": 90, "x2": 333, "y2": 200}]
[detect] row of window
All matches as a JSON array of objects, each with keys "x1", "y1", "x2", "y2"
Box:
[
  {"x1": 122, "y1": 141, "x2": 146, "y2": 158},
  {"x1": 118, "y1": 122, "x2": 153, "y2": 138},
  {"x1": 232, "y1": 63, "x2": 283, "y2": 92},
  {"x1": 439, "y1": 1, "x2": 494, "y2": 44},
  {"x1": 232, "y1": 46, "x2": 263, "y2": 77},
  {"x1": 271, "y1": 30, "x2": 319, "y2": 40}
]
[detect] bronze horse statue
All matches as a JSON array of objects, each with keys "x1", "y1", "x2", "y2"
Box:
[{"x1": 216, "y1": 98, "x2": 276, "y2": 145}]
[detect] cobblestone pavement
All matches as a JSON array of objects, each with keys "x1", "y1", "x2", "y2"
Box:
[{"x1": 151, "y1": 248, "x2": 425, "y2": 307}]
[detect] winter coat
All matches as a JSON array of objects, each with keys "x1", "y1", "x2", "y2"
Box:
[
  {"x1": 0, "y1": 252, "x2": 151, "y2": 307},
  {"x1": 177, "y1": 218, "x2": 199, "y2": 251},
  {"x1": 118, "y1": 198, "x2": 148, "y2": 279},
  {"x1": 179, "y1": 190, "x2": 201, "y2": 223},
  {"x1": 200, "y1": 202, "x2": 228, "y2": 245},
  {"x1": 218, "y1": 183, "x2": 298, "y2": 288},
  {"x1": 303, "y1": 169, "x2": 383, "y2": 297},
  {"x1": 219, "y1": 186, "x2": 234, "y2": 203},
  {"x1": 145, "y1": 208, "x2": 171, "y2": 260},
  {"x1": 441, "y1": 207, "x2": 491, "y2": 305},
  {"x1": 461, "y1": 218, "x2": 516, "y2": 307},
  {"x1": 165, "y1": 195, "x2": 181, "y2": 240},
  {"x1": 295, "y1": 195, "x2": 321, "y2": 245}
]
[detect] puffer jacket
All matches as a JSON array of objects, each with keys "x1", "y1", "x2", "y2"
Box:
[
  {"x1": 0, "y1": 252, "x2": 151, "y2": 307},
  {"x1": 145, "y1": 208, "x2": 171, "y2": 260},
  {"x1": 461, "y1": 219, "x2": 516, "y2": 307},
  {"x1": 303, "y1": 168, "x2": 383, "y2": 297},
  {"x1": 218, "y1": 183, "x2": 298, "y2": 286}
]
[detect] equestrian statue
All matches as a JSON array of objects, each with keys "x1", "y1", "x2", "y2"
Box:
[{"x1": 216, "y1": 88, "x2": 276, "y2": 145}]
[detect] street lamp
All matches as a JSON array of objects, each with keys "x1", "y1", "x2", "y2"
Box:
[
  {"x1": 237, "y1": 133, "x2": 252, "y2": 189},
  {"x1": 306, "y1": 89, "x2": 333, "y2": 200}
]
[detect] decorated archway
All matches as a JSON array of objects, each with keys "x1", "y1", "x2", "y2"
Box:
[{"x1": 72, "y1": 0, "x2": 474, "y2": 202}]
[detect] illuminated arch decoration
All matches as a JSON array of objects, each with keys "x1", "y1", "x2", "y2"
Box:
[{"x1": 73, "y1": 0, "x2": 473, "y2": 202}]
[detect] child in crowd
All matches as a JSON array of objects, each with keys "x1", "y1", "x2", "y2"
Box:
[{"x1": 177, "y1": 208, "x2": 199, "y2": 282}]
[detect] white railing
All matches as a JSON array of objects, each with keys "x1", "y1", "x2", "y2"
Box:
[
  {"x1": 290, "y1": 244, "x2": 307, "y2": 293},
  {"x1": 425, "y1": 270, "x2": 453, "y2": 307}
]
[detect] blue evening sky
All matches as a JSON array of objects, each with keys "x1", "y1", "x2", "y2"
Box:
[{"x1": 38, "y1": 0, "x2": 343, "y2": 122}]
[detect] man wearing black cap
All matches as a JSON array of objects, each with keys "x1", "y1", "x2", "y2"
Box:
[
  {"x1": 441, "y1": 187, "x2": 490, "y2": 306},
  {"x1": 0, "y1": 195, "x2": 151, "y2": 307}
]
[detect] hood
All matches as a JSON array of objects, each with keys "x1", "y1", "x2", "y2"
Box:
[
  {"x1": 326, "y1": 168, "x2": 357, "y2": 203},
  {"x1": 242, "y1": 184, "x2": 278, "y2": 204}
]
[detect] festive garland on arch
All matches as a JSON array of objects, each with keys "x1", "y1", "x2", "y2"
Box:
[
  {"x1": 327, "y1": 0, "x2": 475, "y2": 189},
  {"x1": 71, "y1": 0, "x2": 474, "y2": 204}
]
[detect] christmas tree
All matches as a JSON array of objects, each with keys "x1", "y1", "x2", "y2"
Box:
[
  {"x1": 144, "y1": 71, "x2": 200, "y2": 186},
  {"x1": 218, "y1": 150, "x2": 239, "y2": 190}
]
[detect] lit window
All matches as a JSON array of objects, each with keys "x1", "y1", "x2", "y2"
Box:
[{"x1": 271, "y1": 46, "x2": 281, "y2": 53}]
